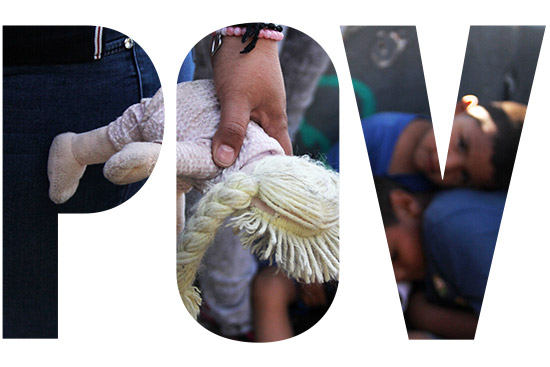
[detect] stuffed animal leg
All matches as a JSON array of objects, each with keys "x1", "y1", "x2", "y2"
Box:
[
  {"x1": 48, "y1": 126, "x2": 118, "y2": 204},
  {"x1": 103, "y1": 142, "x2": 161, "y2": 185},
  {"x1": 48, "y1": 91, "x2": 164, "y2": 204},
  {"x1": 48, "y1": 129, "x2": 161, "y2": 203}
]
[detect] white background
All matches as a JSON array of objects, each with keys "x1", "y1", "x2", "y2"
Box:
[{"x1": 1, "y1": 0, "x2": 549, "y2": 365}]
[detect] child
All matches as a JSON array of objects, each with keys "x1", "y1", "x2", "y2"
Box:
[
  {"x1": 364, "y1": 96, "x2": 525, "y2": 191},
  {"x1": 374, "y1": 177, "x2": 506, "y2": 339}
]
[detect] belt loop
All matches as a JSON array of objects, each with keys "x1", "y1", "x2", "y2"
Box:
[{"x1": 93, "y1": 26, "x2": 104, "y2": 60}]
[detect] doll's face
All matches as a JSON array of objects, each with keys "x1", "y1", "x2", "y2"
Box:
[
  {"x1": 412, "y1": 112, "x2": 496, "y2": 188},
  {"x1": 385, "y1": 222, "x2": 425, "y2": 283}
]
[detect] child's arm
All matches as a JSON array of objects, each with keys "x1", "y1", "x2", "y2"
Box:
[
  {"x1": 299, "y1": 283, "x2": 327, "y2": 307},
  {"x1": 405, "y1": 290, "x2": 478, "y2": 339},
  {"x1": 252, "y1": 266, "x2": 297, "y2": 342}
]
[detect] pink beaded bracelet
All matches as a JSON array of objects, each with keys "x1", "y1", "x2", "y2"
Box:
[
  {"x1": 211, "y1": 23, "x2": 284, "y2": 55},
  {"x1": 219, "y1": 26, "x2": 284, "y2": 41}
]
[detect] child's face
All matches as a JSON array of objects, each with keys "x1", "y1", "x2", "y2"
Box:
[
  {"x1": 413, "y1": 112, "x2": 497, "y2": 188},
  {"x1": 385, "y1": 221, "x2": 425, "y2": 283}
]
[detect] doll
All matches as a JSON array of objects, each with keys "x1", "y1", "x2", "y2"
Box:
[{"x1": 48, "y1": 80, "x2": 339, "y2": 318}]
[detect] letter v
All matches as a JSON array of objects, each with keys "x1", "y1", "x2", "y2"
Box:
[
  {"x1": 343, "y1": 25, "x2": 544, "y2": 339},
  {"x1": 417, "y1": 24, "x2": 469, "y2": 176}
]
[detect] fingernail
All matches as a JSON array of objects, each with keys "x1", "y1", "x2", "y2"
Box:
[{"x1": 216, "y1": 144, "x2": 235, "y2": 166}]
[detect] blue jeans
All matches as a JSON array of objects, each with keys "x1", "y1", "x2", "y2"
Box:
[
  {"x1": 178, "y1": 47, "x2": 196, "y2": 83},
  {"x1": 3, "y1": 28, "x2": 171, "y2": 338}
]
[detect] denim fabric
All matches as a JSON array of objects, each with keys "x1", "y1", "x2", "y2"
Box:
[
  {"x1": 3, "y1": 32, "x2": 164, "y2": 338},
  {"x1": 178, "y1": 48, "x2": 196, "y2": 83}
]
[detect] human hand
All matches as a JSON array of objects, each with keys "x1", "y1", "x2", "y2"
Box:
[{"x1": 211, "y1": 36, "x2": 292, "y2": 167}]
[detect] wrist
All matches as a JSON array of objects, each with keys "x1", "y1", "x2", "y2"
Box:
[
  {"x1": 211, "y1": 23, "x2": 284, "y2": 56},
  {"x1": 211, "y1": 36, "x2": 280, "y2": 77}
]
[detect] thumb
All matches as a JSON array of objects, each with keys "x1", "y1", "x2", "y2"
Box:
[{"x1": 212, "y1": 98, "x2": 251, "y2": 168}]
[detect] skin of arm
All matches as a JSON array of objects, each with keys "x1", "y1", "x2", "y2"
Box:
[
  {"x1": 299, "y1": 283, "x2": 328, "y2": 307},
  {"x1": 405, "y1": 290, "x2": 478, "y2": 339},
  {"x1": 211, "y1": 35, "x2": 292, "y2": 167},
  {"x1": 252, "y1": 267, "x2": 297, "y2": 342}
]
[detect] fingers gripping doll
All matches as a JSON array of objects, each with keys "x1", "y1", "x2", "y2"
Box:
[{"x1": 47, "y1": 79, "x2": 339, "y2": 318}]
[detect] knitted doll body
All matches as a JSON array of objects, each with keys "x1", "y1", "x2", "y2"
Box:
[
  {"x1": 48, "y1": 80, "x2": 284, "y2": 204},
  {"x1": 171, "y1": 80, "x2": 284, "y2": 193},
  {"x1": 108, "y1": 80, "x2": 285, "y2": 188}
]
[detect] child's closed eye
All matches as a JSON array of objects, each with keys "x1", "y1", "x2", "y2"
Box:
[{"x1": 458, "y1": 135, "x2": 469, "y2": 153}]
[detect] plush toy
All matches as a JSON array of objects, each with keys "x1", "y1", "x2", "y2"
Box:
[{"x1": 47, "y1": 79, "x2": 339, "y2": 318}]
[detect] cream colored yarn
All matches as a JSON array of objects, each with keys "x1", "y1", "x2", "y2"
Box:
[{"x1": 177, "y1": 154, "x2": 339, "y2": 318}]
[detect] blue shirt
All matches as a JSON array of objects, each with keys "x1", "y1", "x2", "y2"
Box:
[
  {"x1": 422, "y1": 189, "x2": 506, "y2": 315},
  {"x1": 362, "y1": 112, "x2": 433, "y2": 192}
]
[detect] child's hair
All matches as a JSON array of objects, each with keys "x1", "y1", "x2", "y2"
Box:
[
  {"x1": 482, "y1": 101, "x2": 526, "y2": 190},
  {"x1": 177, "y1": 155, "x2": 339, "y2": 318},
  {"x1": 373, "y1": 177, "x2": 408, "y2": 227}
]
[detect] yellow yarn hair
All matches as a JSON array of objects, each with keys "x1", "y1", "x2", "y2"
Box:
[{"x1": 177, "y1": 155, "x2": 339, "y2": 318}]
